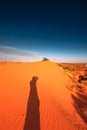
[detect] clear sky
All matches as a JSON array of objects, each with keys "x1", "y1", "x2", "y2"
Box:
[{"x1": 0, "y1": 0, "x2": 87, "y2": 62}]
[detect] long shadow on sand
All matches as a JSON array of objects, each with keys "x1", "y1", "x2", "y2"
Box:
[
  {"x1": 23, "y1": 76, "x2": 40, "y2": 130},
  {"x1": 71, "y1": 92, "x2": 87, "y2": 125}
]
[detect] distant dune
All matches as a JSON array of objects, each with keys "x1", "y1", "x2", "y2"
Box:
[{"x1": 0, "y1": 61, "x2": 87, "y2": 130}]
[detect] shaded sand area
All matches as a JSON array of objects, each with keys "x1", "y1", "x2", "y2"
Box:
[{"x1": 0, "y1": 61, "x2": 87, "y2": 130}]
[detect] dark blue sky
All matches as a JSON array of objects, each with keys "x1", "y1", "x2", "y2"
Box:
[{"x1": 0, "y1": 0, "x2": 87, "y2": 62}]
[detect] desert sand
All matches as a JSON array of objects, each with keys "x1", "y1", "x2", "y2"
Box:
[{"x1": 0, "y1": 61, "x2": 87, "y2": 130}]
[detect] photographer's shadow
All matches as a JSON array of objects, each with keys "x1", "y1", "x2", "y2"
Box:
[{"x1": 23, "y1": 76, "x2": 40, "y2": 130}]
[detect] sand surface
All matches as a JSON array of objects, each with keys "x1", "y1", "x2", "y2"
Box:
[{"x1": 0, "y1": 61, "x2": 86, "y2": 130}]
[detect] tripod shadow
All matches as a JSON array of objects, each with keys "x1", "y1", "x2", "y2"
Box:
[{"x1": 23, "y1": 76, "x2": 40, "y2": 130}]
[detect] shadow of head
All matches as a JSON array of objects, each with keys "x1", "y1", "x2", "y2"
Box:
[
  {"x1": 30, "y1": 76, "x2": 38, "y2": 87},
  {"x1": 32, "y1": 76, "x2": 38, "y2": 81}
]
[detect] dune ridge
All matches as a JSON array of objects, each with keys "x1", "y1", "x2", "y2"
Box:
[{"x1": 0, "y1": 61, "x2": 87, "y2": 130}]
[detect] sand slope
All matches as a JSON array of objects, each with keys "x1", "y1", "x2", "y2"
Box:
[{"x1": 0, "y1": 61, "x2": 86, "y2": 130}]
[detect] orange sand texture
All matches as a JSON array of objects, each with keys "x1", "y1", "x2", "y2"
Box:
[{"x1": 0, "y1": 61, "x2": 87, "y2": 130}]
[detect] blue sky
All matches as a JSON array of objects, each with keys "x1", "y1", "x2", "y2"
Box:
[{"x1": 0, "y1": 0, "x2": 87, "y2": 62}]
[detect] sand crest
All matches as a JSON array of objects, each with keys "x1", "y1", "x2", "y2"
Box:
[{"x1": 0, "y1": 61, "x2": 86, "y2": 130}]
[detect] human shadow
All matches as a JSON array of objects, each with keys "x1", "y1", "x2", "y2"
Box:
[
  {"x1": 71, "y1": 92, "x2": 87, "y2": 125},
  {"x1": 23, "y1": 76, "x2": 40, "y2": 130}
]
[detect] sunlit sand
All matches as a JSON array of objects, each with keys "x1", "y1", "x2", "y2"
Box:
[{"x1": 0, "y1": 61, "x2": 87, "y2": 130}]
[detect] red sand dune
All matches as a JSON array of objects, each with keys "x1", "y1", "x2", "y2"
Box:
[{"x1": 0, "y1": 61, "x2": 87, "y2": 130}]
